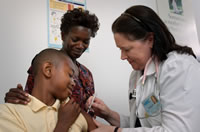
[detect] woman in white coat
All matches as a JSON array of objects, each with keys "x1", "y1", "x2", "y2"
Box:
[{"x1": 87, "y1": 5, "x2": 200, "y2": 132}]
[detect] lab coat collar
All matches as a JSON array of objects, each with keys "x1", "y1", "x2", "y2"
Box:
[
  {"x1": 145, "y1": 59, "x2": 157, "y2": 76},
  {"x1": 141, "y1": 57, "x2": 159, "y2": 85}
]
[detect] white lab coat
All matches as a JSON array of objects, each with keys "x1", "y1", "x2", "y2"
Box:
[{"x1": 120, "y1": 52, "x2": 200, "y2": 132}]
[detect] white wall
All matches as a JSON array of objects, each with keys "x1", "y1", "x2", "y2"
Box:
[
  {"x1": 0, "y1": 0, "x2": 48, "y2": 102},
  {"x1": 192, "y1": 0, "x2": 200, "y2": 60},
  {"x1": 192, "y1": 0, "x2": 200, "y2": 42},
  {"x1": 0, "y1": 0, "x2": 199, "y2": 123}
]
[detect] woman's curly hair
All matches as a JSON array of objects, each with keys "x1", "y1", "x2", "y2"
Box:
[{"x1": 60, "y1": 8, "x2": 100, "y2": 37}]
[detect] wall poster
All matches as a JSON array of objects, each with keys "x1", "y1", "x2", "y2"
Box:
[
  {"x1": 47, "y1": 0, "x2": 86, "y2": 49},
  {"x1": 156, "y1": 0, "x2": 200, "y2": 60}
]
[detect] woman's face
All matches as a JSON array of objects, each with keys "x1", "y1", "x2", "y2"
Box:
[
  {"x1": 61, "y1": 26, "x2": 92, "y2": 60},
  {"x1": 114, "y1": 33, "x2": 153, "y2": 71}
]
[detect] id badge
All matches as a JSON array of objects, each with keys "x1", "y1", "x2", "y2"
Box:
[{"x1": 142, "y1": 93, "x2": 161, "y2": 116}]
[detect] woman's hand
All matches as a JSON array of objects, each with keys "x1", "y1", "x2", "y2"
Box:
[
  {"x1": 86, "y1": 96, "x2": 111, "y2": 119},
  {"x1": 91, "y1": 119, "x2": 120, "y2": 132},
  {"x1": 55, "y1": 98, "x2": 81, "y2": 132},
  {"x1": 86, "y1": 97, "x2": 120, "y2": 126},
  {"x1": 4, "y1": 84, "x2": 30, "y2": 104}
]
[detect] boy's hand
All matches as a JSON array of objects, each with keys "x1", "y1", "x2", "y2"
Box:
[
  {"x1": 55, "y1": 98, "x2": 81, "y2": 131},
  {"x1": 4, "y1": 84, "x2": 30, "y2": 105}
]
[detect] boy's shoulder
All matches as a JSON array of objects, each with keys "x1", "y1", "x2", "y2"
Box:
[{"x1": 0, "y1": 102, "x2": 27, "y2": 111}]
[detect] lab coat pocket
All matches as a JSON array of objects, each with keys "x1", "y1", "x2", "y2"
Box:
[{"x1": 147, "y1": 112, "x2": 162, "y2": 126}]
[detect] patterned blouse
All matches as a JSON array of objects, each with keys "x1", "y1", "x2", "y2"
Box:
[{"x1": 25, "y1": 61, "x2": 95, "y2": 109}]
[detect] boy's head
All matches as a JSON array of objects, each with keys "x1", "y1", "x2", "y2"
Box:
[{"x1": 31, "y1": 48, "x2": 75, "y2": 101}]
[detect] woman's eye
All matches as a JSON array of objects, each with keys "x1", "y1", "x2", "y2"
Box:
[
  {"x1": 69, "y1": 73, "x2": 73, "y2": 78},
  {"x1": 72, "y1": 38, "x2": 78, "y2": 42},
  {"x1": 124, "y1": 49, "x2": 130, "y2": 52},
  {"x1": 84, "y1": 40, "x2": 90, "y2": 44},
  {"x1": 67, "y1": 72, "x2": 73, "y2": 78}
]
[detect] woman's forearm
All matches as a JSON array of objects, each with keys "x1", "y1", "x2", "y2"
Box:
[{"x1": 104, "y1": 109, "x2": 120, "y2": 126}]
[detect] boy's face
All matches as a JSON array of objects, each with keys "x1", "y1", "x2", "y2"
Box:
[{"x1": 51, "y1": 59, "x2": 75, "y2": 101}]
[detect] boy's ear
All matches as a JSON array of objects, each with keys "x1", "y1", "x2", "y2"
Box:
[{"x1": 42, "y1": 62, "x2": 53, "y2": 78}]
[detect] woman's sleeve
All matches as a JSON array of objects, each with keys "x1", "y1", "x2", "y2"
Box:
[
  {"x1": 120, "y1": 71, "x2": 136, "y2": 128},
  {"x1": 120, "y1": 115, "x2": 130, "y2": 127},
  {"x1": 156, "y1": 56, "x2": 200, "y2": 132}
]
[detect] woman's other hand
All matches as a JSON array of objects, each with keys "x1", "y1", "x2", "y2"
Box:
[
  {"x1": 4, "y1": 84, "x2": 30, "y2": 104},
  {"x1": 86, "y1": 96, "x2": 111, "y2": 119},
  {"x1": 86, "y1": 97, "x2": 120, "y2": 126},
  {"x1": 91, "y1": 119, "x2": 120, "y2": 132}
]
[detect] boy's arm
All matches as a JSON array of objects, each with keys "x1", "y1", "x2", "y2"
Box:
[
  {"x1": 81, "y1": 109, "x2": 97, "y2": 131},
  {"x1": 0, "y1": 104, "x2": 25, "y2": 131}
]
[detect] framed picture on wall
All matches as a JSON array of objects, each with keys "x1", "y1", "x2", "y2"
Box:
[
  {"x1": 47, "y1": 0, "x2": 86, "y2": 49},
  {"x1": 156, "y1": 0, "x2": 200, "y2": 58}
]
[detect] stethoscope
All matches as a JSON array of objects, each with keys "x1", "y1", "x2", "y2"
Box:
[{"x1": 129, "y1": 57, "x2": 161, "y2": 119}]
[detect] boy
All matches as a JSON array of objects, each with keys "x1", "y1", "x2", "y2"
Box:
[{"x1": 0, "y1": 48, "x2": 96, "y2": 132}]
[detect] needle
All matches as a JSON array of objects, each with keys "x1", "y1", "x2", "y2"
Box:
[{"x1": 87, "y1": 93, "x2": 96, "y2": 113}]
